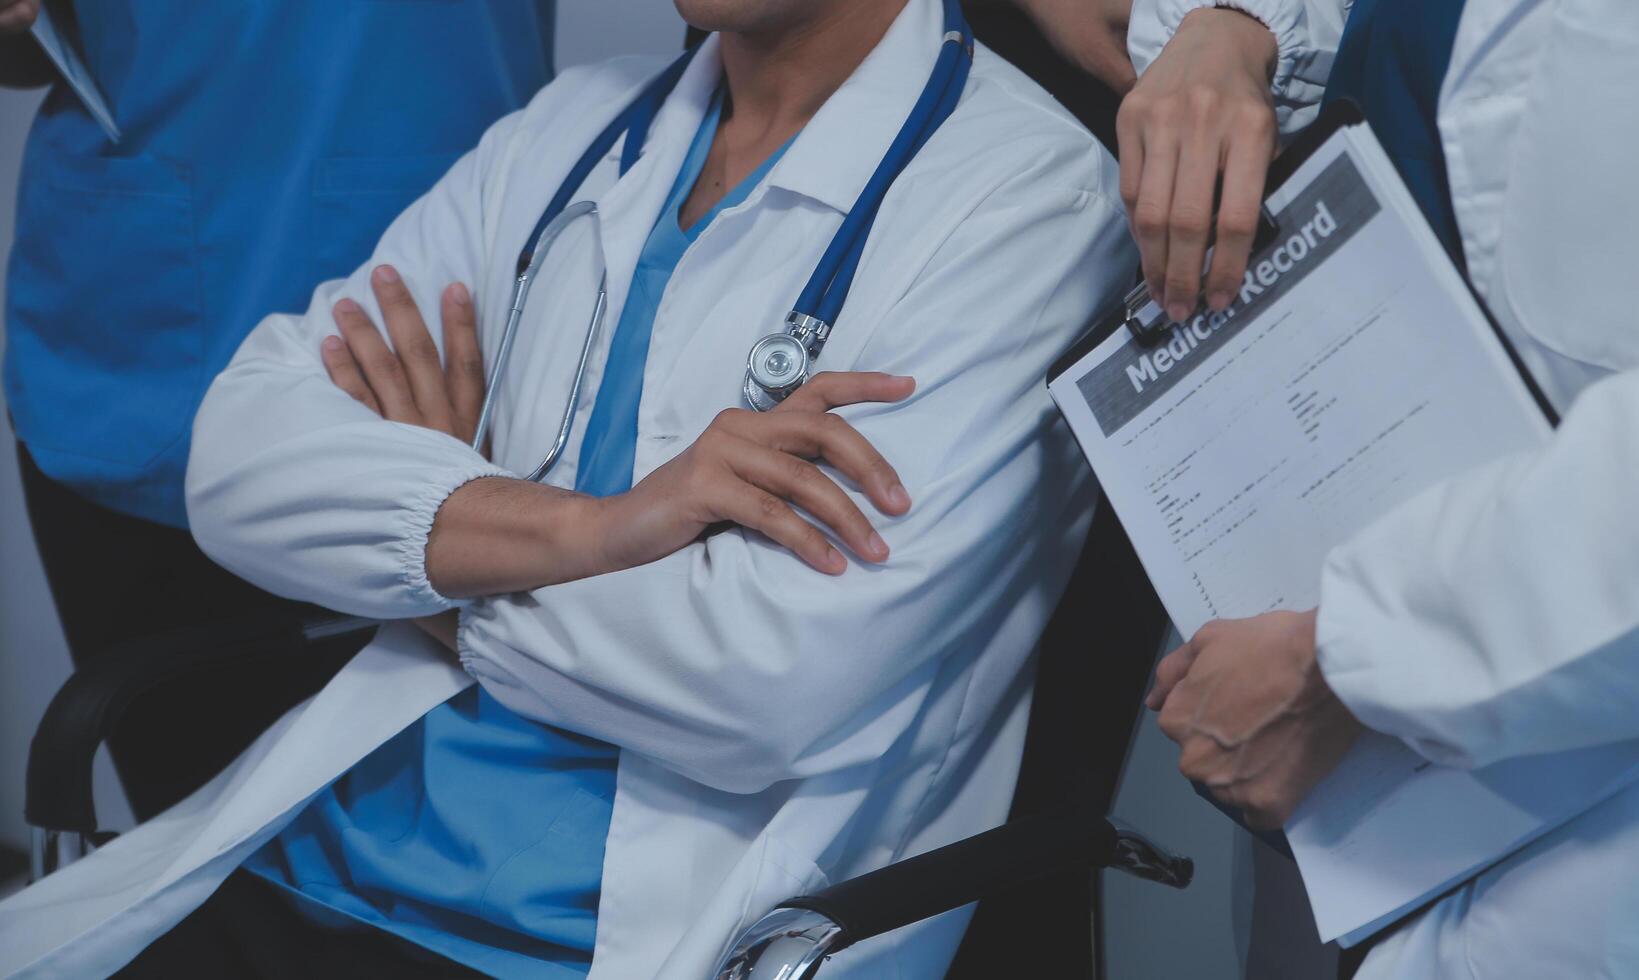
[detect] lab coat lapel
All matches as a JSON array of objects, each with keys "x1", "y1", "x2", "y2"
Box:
[
  {"x1": 635, "y1": 0, "x2": 946, "y2": 417},
  {"x1": 592, "y1": 36, "x2": 722, "y2": 337},
  {"x1": 760, "y1": 0, "x2": 944, "y2": 215}
]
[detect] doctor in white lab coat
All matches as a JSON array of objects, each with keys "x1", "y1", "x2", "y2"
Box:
[
  {"x1": 0, "y1": 0, "x2": 1135, "y2": 976},
  {"x1": 1110, "y1": 1, "x2": 1639, "y2": 977}
]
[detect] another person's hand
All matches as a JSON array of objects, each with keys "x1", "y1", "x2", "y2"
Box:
[
  {"x1": 1147, "y1": 609, "x2": 1363, "y2": 829},
  {"x1": 0, "y1": 0, "x2": 40, "y2": 35},
  {"x1": 1014, "y1": 0, "x2": 1137, "y2": 93},
  {"x1": 602, "y1": 372, "x2": 916, "y2": 576},
  {"x1": 1116, "y1": 6, "x2": 1278, "y2": 322},
  {"x1": 321, "y1": 264, "x2": 485, "y2": 446}
]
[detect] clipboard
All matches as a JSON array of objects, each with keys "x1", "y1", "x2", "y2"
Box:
[
  {"x1": 1049, "y1": 99, "x2": 1556, "y2": 425},
  {"x1": 1043, "y1": 98, "x2": 1585, "y2": 945},
  {"x1": 30, "y1": 5, "x2": 121, "y2": 143}
]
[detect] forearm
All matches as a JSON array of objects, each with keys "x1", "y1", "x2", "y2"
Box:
[{"x1": 425, "y1": 476, "x2": 612, "y2": 598}]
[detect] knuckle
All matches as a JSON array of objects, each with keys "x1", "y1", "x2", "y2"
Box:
[
  {"x1": 1168, "y1": 206, "x2": 1211, "y2": 239},
  {"x1": 1133, "y1": 204, "x2": 1169, "y2": 238},
  {"x1": 711, "y1": 407, "x2": 746, "y2": 430},
  {"x1": 1116, "y1": 93, "x2": 1149, "y2": 124},
  {"x1": 403, "y1": 337, "x2": 439, "y2": 363},
  {"x1": 757, "y1": 492, "x2": 785, "y2": 520},
  {"x1": 786, "y1": 455, "x2": 817, "y2": 485},
  {"x1": 1186, "y1": 85, "x2": 1219, "y2": 117},
  {"x1": 369, "y1": 350, "x2": 404, "y2": 377},
  {"x1": 1217, "y1": 207, "x2": 1260, "y2": 239},
  {"x1": 1238, "y1": 103, "x2": 1276, "y2": 133}
]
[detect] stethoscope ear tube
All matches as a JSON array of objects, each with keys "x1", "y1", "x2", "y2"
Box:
[{"x1": 471, "y1": 201, "x2": 607, "y2": 469}]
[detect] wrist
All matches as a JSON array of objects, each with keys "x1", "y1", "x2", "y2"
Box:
[
  {"x1": 427, "y1": 476, "x2": 605, "y2": 597},
  {"x1": 1180, "y1": 5, "x2": 1279, "y2": 82}
]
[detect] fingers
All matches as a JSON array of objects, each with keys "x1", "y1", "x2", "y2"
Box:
[
  {"x1": 719, "y1": 407, "x2": 909, "y2": 517},
  {"x1": 1116, "y1": 94, "x2": 1147, "y2": 244},
  {"x1": 1146, "y1": 630, "x2": 1206, "y2": 709},
  {"x1": 1131, "y1": 128, "x2": 1181, "y2": 312},
  {"x1": 714, "y1": 473, "x2": 848, "y2": 576},
  {"x1": 320, "y1": 335, "x2": 381, "y2": 414},
  {"x1": 371, "y1": 265, "x2": 453, "y2": 434},
  {"x1": 333, "y1": 297, "x2": 419, "y2": 423},
  {"x1": 440, "y1": 282, "x2": 485, "y2": 445},
  {"x1": 1203, "y1": 112, "x2": 1276, "y2": 311},
  {"x1": 776, "y1": 371, "x2": 915, "y2": 413},
  {"x1": 1161, "y1": 102, "x2": 1222, "y2": 323},
  {"x1": 726, "y1": 439, "x2": 888, "y2": 564}
]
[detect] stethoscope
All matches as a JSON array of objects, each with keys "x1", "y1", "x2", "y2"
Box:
[{"x1": 472, "y1": 0, "x2": 973, "y2": 479}]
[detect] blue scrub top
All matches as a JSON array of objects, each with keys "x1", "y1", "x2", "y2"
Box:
[
  {"x1": 3, "y1": 0, "x2": 555, "y2": 527},
  {"x1": 247, "y1": 92, "x2": 793, "y2": 977}
]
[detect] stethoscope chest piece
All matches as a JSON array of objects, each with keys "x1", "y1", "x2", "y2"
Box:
[{"x1": 744, "y1": 311, "x2": 830, "y2": 411}]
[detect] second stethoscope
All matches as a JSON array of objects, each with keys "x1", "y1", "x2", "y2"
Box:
[{"x1": 472, "y1": 0, "x2": 973, "y2": 480}]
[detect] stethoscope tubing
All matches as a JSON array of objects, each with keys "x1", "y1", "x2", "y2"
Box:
[
  {"x1": 471, "y1": 200, "x2": 609, "y2": 473},
  {"x1": 476, "y1": 0, "x2": 971, "y2": 479}
]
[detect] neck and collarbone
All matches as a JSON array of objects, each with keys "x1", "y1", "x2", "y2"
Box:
[{"x1": 676, "y1": 0, "x2": 910, "y2": 227}]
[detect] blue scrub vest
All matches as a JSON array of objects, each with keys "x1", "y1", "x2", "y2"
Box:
[{"x1": 3, "y1": 0, "x2": 554, "y2": 527}]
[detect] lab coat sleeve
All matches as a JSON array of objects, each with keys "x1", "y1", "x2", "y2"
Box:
[
  {"x1": 185, "y1": 112, "x2": 525, "y2": 619},
  {"x1": 1315, "y1": 0, "x2": 1639, "y2": 770},
  {"x1": 1317, "y1": 372, "x2": 1639, "y2": 768},
  {"x1": 458, "y1": 156, "x2": 1133, "y2": 794},
  {"x1": 1126, "y1": 0, "x2": 1348, "y2": 133}
]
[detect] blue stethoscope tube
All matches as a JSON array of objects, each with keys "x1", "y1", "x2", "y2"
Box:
[{"x1": 473, "y1": 1, "x2": 973, "y2": 473}]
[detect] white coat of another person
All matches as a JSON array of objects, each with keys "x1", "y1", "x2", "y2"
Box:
[
  {"x1": 1119, "y1": 1, "x2": 1639, "y2": 977},
  {"x1": 0, "y1": 0, "x2": 1135, "y2": 976}
]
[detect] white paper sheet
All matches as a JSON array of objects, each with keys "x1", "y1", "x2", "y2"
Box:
[{"x1": 1049, "y1": 124, "x2": 1639, "y2": 945}]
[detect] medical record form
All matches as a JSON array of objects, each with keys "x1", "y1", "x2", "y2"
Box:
[{"x1": 1048, "y1": 107, "x2": 1639, "y2": 946}]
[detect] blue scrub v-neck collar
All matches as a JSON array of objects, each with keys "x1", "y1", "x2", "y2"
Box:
[{"x1": 656, "y1": 89, "x2": 795, "y2": 245}]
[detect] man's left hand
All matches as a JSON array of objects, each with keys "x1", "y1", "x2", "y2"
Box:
[{"x1": 1148, "y1": 609, "x2": 1363, "y2": 829}]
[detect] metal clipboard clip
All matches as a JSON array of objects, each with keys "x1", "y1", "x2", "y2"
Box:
[{"x1": 1123, "y1": 206, "x2": 1281, "y2": 349}]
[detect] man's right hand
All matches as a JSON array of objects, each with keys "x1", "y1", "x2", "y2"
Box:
[
  {"x1": 1116, "y1": 5, "x2": 1279, "y2": 322},
  {"x1": 601, "y1": 373, "x2": 916, "y2": 577},
  {"x1": 0, "y1": 0, "x2": 40, "y2": 35}
]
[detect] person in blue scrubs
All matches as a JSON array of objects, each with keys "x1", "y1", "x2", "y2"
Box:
[
  {"x1": 121, "y1": 89, "x2": 793, "y2": 978},
  {"x1": 0, "y1": 1, "x2": 554, "y2": 819}
]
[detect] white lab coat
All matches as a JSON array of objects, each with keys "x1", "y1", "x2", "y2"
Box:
[
  {"x1": 0, "y1": 2, "x2": 1135, "y2": 977},
  {"x1": 1132, "y1": 1, "x2": 1639, "y2": 976}
]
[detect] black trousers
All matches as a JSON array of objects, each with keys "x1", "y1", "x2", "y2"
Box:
[
  {"x1": 16, "y1": 443, "x2": 348, "y2": 819},
  {"x1": 114, "y1": 871, "x2": 482, "y2": 979}
]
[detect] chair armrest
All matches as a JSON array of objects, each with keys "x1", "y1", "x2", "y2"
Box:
[
  {"x1": 711, "y1": 812, "x2": 1191, "y2": 978},
  {"x1": 25, "y1": 612, "x2": 375, "y2": 836}
]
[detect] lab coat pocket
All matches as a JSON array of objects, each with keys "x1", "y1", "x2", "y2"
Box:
[
  {"x1": 5, "y1": 148, "x2": 203, "y2": 469},
  {"x1": 309, "y1": 153, "x2": 462, "y2": 285}
]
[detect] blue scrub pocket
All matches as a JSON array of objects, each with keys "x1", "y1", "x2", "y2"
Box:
[
  {"x1": 309, "y1": 153, "x2": 462, "y2": 285},
  {"x1": 5, "y1": 148, "x2": 203, "y2": 470}
]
